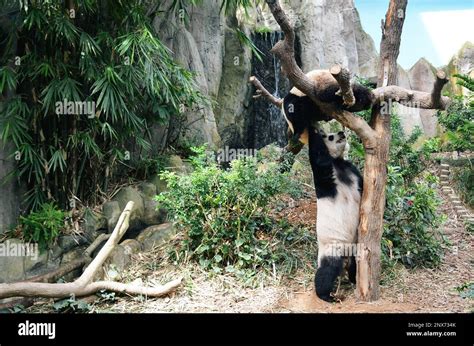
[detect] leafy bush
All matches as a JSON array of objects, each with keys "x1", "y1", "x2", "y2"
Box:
[
  {"x1": 437, "y1": 94, "x2": 474, "y2": 152},
  {"x1": 19, "y1": 203, "x2": 65, "y2": 250},
  {"x1": 421, "y1": 137, "x2": 442, "y2": 157},
  {"x1": 383, "y1": 168, "x2": 444, "y2": 268},
  {"x1": 455, "y1": 281, "x2": 474, "y2": 300},
  {"x1": 451, "y1": 163, "x2": 474, "y2": 208},
  {"x1": 349, "y1": 113, "x2": 445, "y2": 269},
  {"x1": 155, "y1": 146, "x2": 307, "y2": 274},
  {"x1": 53, "y1": 296, "x2": 91, "y2": 313}
]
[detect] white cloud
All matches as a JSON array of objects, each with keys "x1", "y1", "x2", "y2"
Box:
[{"x1": 420, "y1": 10, "x2": 474, "y2": 65}]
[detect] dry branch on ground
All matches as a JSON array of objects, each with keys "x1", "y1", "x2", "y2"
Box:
[{"x1": 0, "y1": 201, "x2": 182, "y2": 299}]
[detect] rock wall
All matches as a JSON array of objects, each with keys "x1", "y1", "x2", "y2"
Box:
[
  {"x1": 152, "y1": 0, "x2": 224, "y2": 149},
  {"x1": 0, "y1": 128, "x2": 20, "y2": 234},
  {"x1": 446, "y1": 41, "x2": 474, "y2": 97},
  {"x1": 214, "y1": 15, "x2": 253, "y2": 148},
  {"x1": 241, "y1": 0, "x2": 379, "y2": 78},
  {"x1": 151, "y1": 0, "x2": 381, "y2": 150}
]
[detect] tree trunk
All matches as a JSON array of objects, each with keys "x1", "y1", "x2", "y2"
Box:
[
  {"x1": 258, "y1": 0, "x2": 447, "y2": 302},
  {"x1": 356, "y1": 0, "x2": 407, "y2": 301}
]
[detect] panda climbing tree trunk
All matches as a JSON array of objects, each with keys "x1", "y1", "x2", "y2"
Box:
[
  {"x1": 356, "y1": 0, "x2": 407, "y2": 301},
  {"x1": 254, "y1": 0, "x2": 450, "y2": 302}
]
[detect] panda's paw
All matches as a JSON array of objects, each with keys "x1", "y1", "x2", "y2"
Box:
[{"x1": 316, "y1": 292, "x2": 335, "y2": 303}]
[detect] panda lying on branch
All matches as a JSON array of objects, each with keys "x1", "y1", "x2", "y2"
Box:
[
  {"x1": 281, "y1": 70, "x2": 368, "y2": 302},
  {"x1": 282, "y1": 69, "x2": 373, "y2": 146}
]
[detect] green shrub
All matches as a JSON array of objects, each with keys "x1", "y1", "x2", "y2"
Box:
[
  {"x1": 155, "y1": 146, "x2": 307, "y2": 274},
  {"x1": 451, "y1": 163, "x2": 474, "y2": 208},
  {"x1": 19, "y1": 202, "x2": 65, "y2": 250},
  {"x1": 0, "y1": 0, "x2": 206, "y2": 210},
  {"x1": 349, "y1": 113, "x2": 445, "y2": 269},
  {"x1": 437, "y1": 96, "x2": 474, "y2": 152},
  {"x1": 455, "y1": 281, "x2": 474, "y2": 300},
  {"x1": 421, "y1": 137, "x2": 442, "y2": 157},
  {"x1": 383, "y1": 168, "x2": 444, "y2": 268}
]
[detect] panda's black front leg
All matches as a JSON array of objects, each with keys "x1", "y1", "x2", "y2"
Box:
[
  {"x1": 315, "y1": 256, "x2": 343, "y2": 302},
  {"x1": 347, "y1": 256, "x2": 357, "y2": 284},
  {"x1": 308, "y1": 126, "x2": 336, "y2": 198}
]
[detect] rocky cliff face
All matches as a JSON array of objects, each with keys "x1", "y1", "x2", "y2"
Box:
[
  {"x1": 395, "y1": 58, "x2": 440, "y2": 137},
  {"x1": 242, "y1": 0, "x2": 379, "y2": 78},
  {"x1": 153, "y1": 0, "x2": 225, "y2": 149},
  {"x1": 446, "y1": 41, "x2": 474, "y2": 97},
  {"x1": 155, "y1": 0, "x2": 380, "y2": 149},
  {"x1": 396, "y1": 42, "x2": 473, "y2": 137}
]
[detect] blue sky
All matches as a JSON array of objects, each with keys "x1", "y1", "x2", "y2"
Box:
[{"x1": 354, "y1": 0, "x2": 474, "y2": 69}]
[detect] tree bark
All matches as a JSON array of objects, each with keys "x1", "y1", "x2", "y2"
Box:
[{"x1": 356, "y1": 0, "x2": 407, "y2": 301}]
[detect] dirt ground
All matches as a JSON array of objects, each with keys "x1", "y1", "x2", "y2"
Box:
[
  {"x1": 96, "y1": 184, "x2": 472, "y2": 314},
  {"x1": 23, "y1": 185, "x2": 473, "y2": 314}
]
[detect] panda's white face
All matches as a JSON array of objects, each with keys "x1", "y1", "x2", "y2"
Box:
[{"x1": 320, "y1": 130, "x2": 346, "y2": 159}]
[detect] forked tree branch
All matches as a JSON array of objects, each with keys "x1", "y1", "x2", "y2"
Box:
[
  {"x1": 249, "y1": 76, "x2": 283, "y2": 107},
  {"x1": 372, "y1": 76, "x2": 450, "y2": 110},
  {"x1": 0, "y1": 202, "x2": 182, "y2": 299}
]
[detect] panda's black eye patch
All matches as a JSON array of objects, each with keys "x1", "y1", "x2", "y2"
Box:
[
  {"x1": 328, "y1": 135, "x2": 334, "y2": 141},
  {"x1": 322, "y1": 135, "x2": 327, "y2": 138}
]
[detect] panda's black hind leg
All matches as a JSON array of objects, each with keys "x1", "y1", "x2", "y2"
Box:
[
  {"x1": 314, "y1": 256, "x2": 343, "y2": 302},
  {"x1": 348, "y1": 256, "x2": 357, "y2": 284}
]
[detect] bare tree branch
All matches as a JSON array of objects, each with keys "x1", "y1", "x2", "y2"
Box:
[
  {"x1": 372, "y1": 72, "x2": 451, "y2": 110},
  {"x1": 0, "y1": 202, "x2": 182, "y2": 299},
  {"x1": 249, "y1": 76, "x2": 283, "y2": 107},
  {"x1": 432, "y1": 70, "x2": 449, "y2": 109},
  {"x1": 263, "y1": 0, "x2": 377, "y2": 147},
  {"x1": 330, "y1": 65, "x2": 355, "y2": 107}
]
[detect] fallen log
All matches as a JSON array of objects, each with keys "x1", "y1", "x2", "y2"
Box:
[{"x1": 0, "y1": 201, "x2": 182, "y2": 299}]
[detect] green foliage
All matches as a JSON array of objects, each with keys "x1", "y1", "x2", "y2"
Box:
[
  {"x1": 0, "y1": 0, "x2": 206, "y2": 210},
  {"x1": 383, "y1": 169, "x2": 444, "y2": 268},
  {"x1": 220, "y1": 0, "x2": 260, "y2": 15},
  {"x1": 438, "y1": 97, "x2": 473, "y2": 132},
  {"x1": 454, "y1": 73, "x2": 474, "y2": 92},
  {"x1": 156, "y1": 147, "x2": 308, "y2": 275},
  {"x1": 421, "y1": 137, "x2": 442, "y2": 156},
  {"x1": 235, "y1": 28, "x2": 264, "y2": 62},
  {"x1": 19, "y1": 203, "x2": 65, "y2": 250},
  {"x1": 53, "y1": 295, "x2": 91, "y2": 313},
  {"x1": 349, "y1": 112, "x2": 445, "y2": 269},
  {"x1": 451, "y1": 163, "x2": 474, "y2": 208},
  {"x1": 437, "y1": 89, "x2": 474, "y2": 152},
  {"x1": 444, "y1": 121, "x2": 474, "y2": 152},
  {"x1": 455, "y1": 281, "x2": 474, "y2": 300}
]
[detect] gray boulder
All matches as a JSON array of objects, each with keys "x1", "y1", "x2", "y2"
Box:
[
  {"x1": 113, "y1": 187, "x2": 145, "y2": 231},
  {"x1": 83, "y1": 209, "x2": 107, "y2": 241},
  {"x1": 136, "y1": 223, "x2": 176, "y2": 251},
  {"x1": 101, "y1": 244, "x2": 131, "y2": 281},
  {"x1": 103, "y1": 201, "x2": 121, "y2": 233}
]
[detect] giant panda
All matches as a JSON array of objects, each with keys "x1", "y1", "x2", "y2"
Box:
[
  {"x1": 281, "y1": 69, "x2": 373, "y2": 145},
  {"x1": 308, "y1": 125, "x2": 363, "y2": 302}
]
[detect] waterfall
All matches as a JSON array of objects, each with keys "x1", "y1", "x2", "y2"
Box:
[{"x1": 247, "y1": 31, "x2": 290, "y2": 150}]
